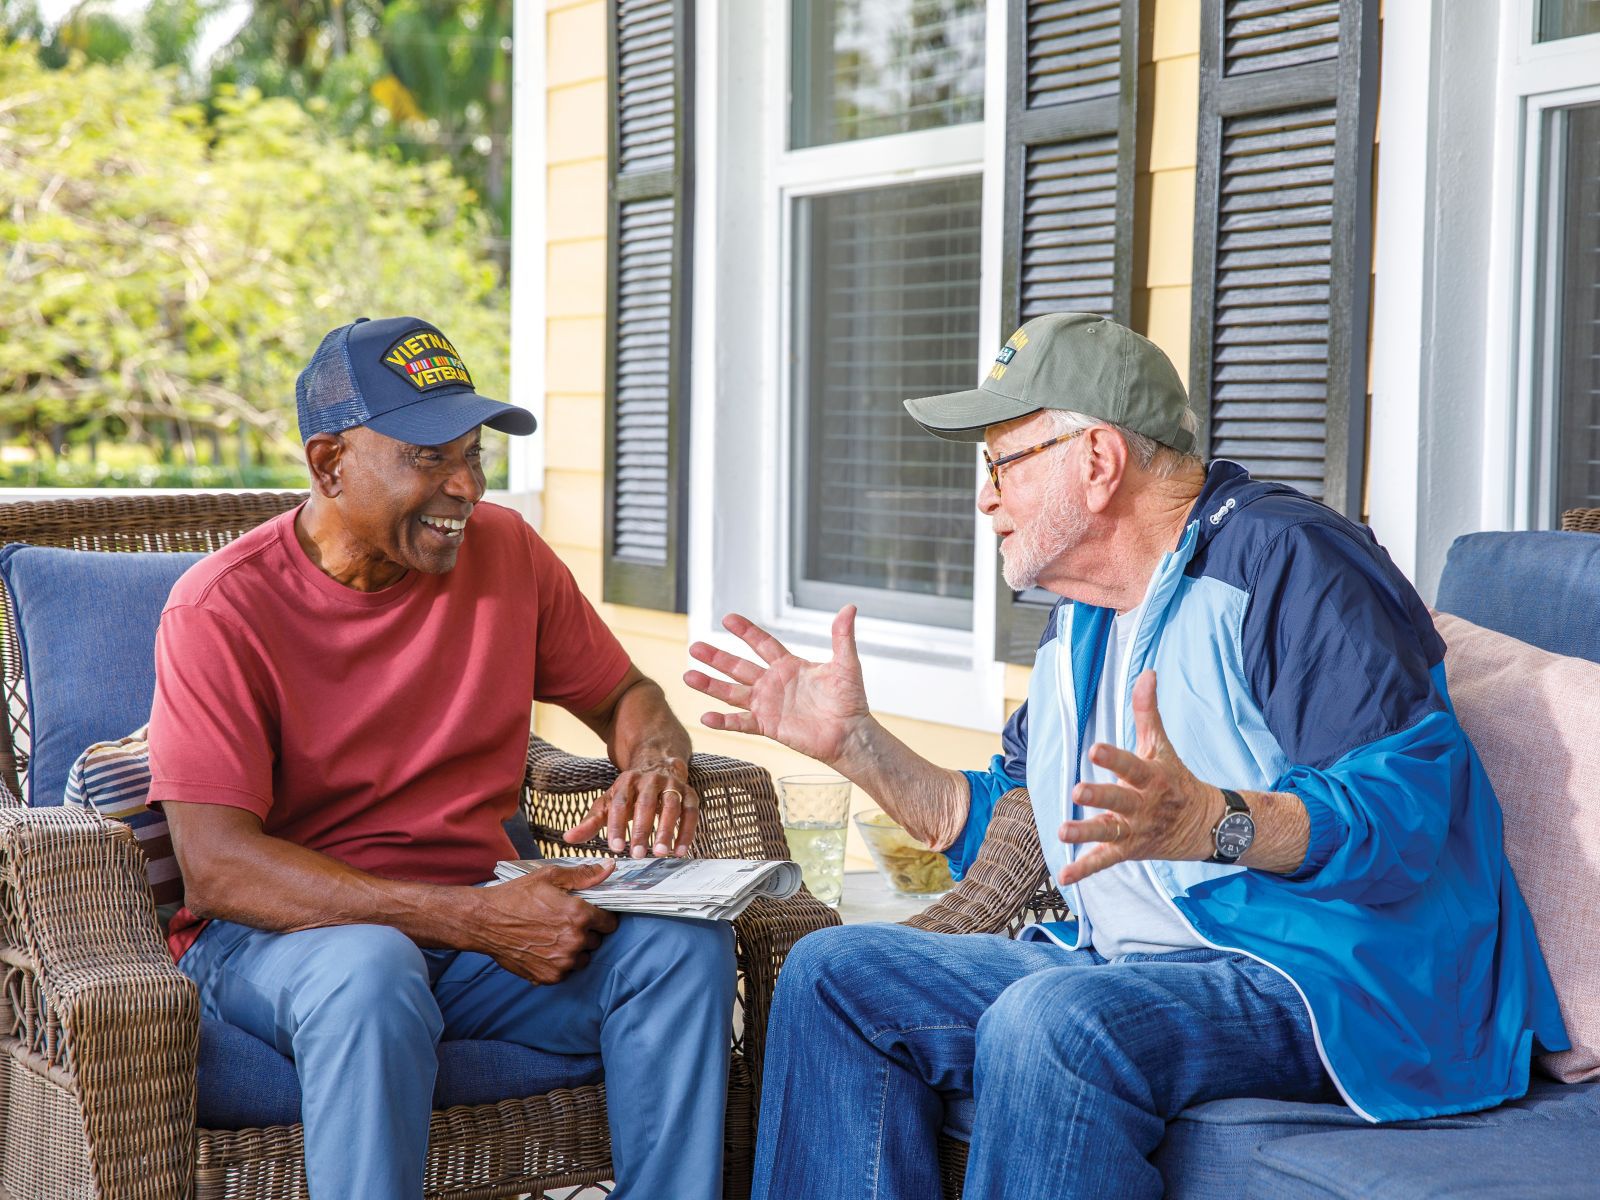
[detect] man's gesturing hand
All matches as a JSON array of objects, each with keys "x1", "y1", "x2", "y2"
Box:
[
  {"x1": 1056, "y1": 670, "x2": 1220, "y2": 887},
  {"x1": 684, "y1": 606, "x2": 872, "y2": 766},
  {"x1": 472, "y1": 860, "x2": 620, "y2": 985}
]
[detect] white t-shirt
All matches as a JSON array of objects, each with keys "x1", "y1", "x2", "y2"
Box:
[{"x1": 1071, "y1": 601, "x2": 1208, "y2": 958}]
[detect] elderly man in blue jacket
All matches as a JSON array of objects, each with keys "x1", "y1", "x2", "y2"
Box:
[{"x1": 684, "y1": 312, "x2": 1568, "y2": 1200}]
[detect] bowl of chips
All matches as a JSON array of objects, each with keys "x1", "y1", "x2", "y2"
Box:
[{"x1": 853, "y1": 809, "x2": 954, "y2": 900}]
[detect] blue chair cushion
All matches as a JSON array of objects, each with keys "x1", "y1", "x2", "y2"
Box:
[
  {"x1": 1435, "y1": 531, "x2": 1600, "y2": 664},
  {"x1": 942, "y1": 1079, "x2": 1600, "y2": 1200},
  {"x1": 196, "y1": 1017, "x2": 603, "y2": 1130},
  {"x1": 1244, "y1": 1122, "x2": 1600, "y2": 1199},
  {"x1": 0, "y1": 546, "x2": 202, "y2": 807},
  {"x1": 1157, "y1": 1079, "x2": 1600, "y2": 1200}
]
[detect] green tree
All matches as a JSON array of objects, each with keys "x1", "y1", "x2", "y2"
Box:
[
  {"x1": 0, "y1": 43, "x2": 509, "y2": 474},
  {"x1": 2, "y1": 2, "x2": 516, "y2": 242},
  {"x1": 208, "y1": 0, "x2": 514, "y2": 242}
]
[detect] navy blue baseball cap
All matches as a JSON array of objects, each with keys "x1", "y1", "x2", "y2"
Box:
[{"x1": 295, "y1": 316, "x2": 536, "y2": 444}]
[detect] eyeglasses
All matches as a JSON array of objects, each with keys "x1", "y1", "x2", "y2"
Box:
[{"x1": 982, "y1": 430, "x2": 1083, "y2": 496}]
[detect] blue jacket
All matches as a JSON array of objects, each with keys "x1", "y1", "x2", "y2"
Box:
[{"x1": 948, "y1": 461, "x2": 1568, "y2": 1123}]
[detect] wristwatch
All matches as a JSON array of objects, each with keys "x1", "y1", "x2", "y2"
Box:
[{"x1": 1206, "y1": 789, "x2": 1254, "y2": 864}]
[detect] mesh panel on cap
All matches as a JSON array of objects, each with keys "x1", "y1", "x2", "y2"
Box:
[{"x1": 295, "y1": 325, "x2": 369, "y2": 439}]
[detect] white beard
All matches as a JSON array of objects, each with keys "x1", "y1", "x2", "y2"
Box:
[{"x1": 1000, "y1": 478, "x2": 1091, "y2": 591}]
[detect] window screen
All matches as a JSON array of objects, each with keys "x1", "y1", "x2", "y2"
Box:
[
  {"x1": 791, "y1": 175, "x2": 983, "y2": 628},
  {"x1": 1538, "y1": 0, "x2": 1600, "y2": 42},
  {"x1": 1555, "y1": 102, "x2": 1600, "y2": 513}
]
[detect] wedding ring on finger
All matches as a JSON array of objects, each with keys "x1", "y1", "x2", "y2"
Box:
[{"x1": 662, "y1": 788, "x2": 683, "y2": 803}]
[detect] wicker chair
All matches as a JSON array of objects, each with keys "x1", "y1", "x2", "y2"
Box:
[
  {"x1": 0, "y1": 492, "x2": 837, "y2": 1200},
  {"x1": 896, "y1": 787, "x2": 1066, "y2": 1200},
  {"x1": 1560, "y1": 508, "x2": 1600, "y2": 533}
]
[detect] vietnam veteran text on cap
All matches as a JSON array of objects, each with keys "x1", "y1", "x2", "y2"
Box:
[{"x1": 296, "y1": 316, "x2": 536, "y2": 445}]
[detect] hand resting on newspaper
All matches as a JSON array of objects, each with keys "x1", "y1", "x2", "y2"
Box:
[{"x1": 474, "y1": 859, "x2": 620, "y2": 984}]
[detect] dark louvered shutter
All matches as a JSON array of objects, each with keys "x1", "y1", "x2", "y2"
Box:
[
  {"x1": 1190, "y1": 0, "x2": 1378, "y2": 514},
  {"x1": 603, "y1": 0, "x2": 692, "y2": 610},
  {"x1": 994, "y1": 0, "x2": 1144, "y2": 664}
]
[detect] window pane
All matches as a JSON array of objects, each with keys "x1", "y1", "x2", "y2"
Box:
[
  {"x1": 1538, "y1": 1, "x2": 1600, "y2": 42},
  {"x1": 792, "y1": 177, "x2": 982, "y2": 628},
  {"x1": 791, "y1": 0, "x2": 985, "y2": 150},
  {"x1": 1554, "y1": 103, "x2": 1600, "y2": 514}
]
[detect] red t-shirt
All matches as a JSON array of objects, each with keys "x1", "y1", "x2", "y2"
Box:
[{"x1": 147, "y1": 502, "x2": 630, "y2": 961}]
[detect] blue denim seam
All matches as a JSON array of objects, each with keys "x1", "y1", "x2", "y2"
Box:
[
  {"x1": 865, "y1": 1022, "x2": 973, "y2": 1200},
  {"x1": 864, "y1": 1021, "x2": 974, "y2": 1045},
  {"x1": 868, "y1": 1054, "x2": 889, "y2": 1200}
]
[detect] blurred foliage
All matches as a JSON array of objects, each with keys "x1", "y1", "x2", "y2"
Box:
[
  {"x1": 218, "y1": 1, "x2": 513, "y2": 236},
  {"x1": 0, "y1": 459, "x2": 311, "y2": 488},
  {"x1": 0, "y1": 42, "x2": 511, "y2": 481},
  {"x1": 5, "y1": 0, "x2": 515, "y2": 238}
]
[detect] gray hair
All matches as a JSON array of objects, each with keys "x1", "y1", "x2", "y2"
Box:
[{"x1": 1041, "y1": 407, "x2": 1202, "y2": 481}]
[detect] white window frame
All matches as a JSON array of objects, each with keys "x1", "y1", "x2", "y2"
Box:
[
  {"x1": 1368, "y1": 0, "x2": 1600, "y2": 598},
  {"x1": 506, "y1": 0, "x2": 547, "y2": 506},
  {"x1": 688, "y1": 0, "x2": 1009, "y2": 732},
  {"x1": 1507, "y1": 87, "x2": 1600, "y2": 528}
]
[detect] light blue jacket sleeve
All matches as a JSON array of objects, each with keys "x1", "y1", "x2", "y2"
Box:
[
  {"x1": 944, "y1": 755, "x2": 1025, "y2": 882},
  {"x1": 1274, "y1": 706, "x2": 1469, "y2": 905}
]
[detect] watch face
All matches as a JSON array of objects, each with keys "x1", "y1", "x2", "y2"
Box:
[{"x1": 1215, "y1": 811, "x2": 1255, "y2": 860}]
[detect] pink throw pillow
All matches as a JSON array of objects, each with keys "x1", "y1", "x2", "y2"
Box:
[{"x1": 1435, "y1": 610, "x2": 1600, "y2": 1082}]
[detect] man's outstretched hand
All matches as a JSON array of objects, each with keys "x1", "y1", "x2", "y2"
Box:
[
  {"x1": 685, "y1": 606, "x2": 873, "y2": 767},
  {"x1": 1055, "y1": 669, "x2": 1220, "y2": 887}
]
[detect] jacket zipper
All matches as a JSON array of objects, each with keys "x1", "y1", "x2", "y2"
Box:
[{"x1": 1111, "y1": 550, "x2": 1377, "y2": 1124}]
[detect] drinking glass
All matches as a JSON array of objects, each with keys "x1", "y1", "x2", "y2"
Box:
[{"x1": 776, "y1": 774, "x2": 853, "y2": 907}]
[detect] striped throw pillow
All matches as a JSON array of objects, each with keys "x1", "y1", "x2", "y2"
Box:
[{"x1": 64, "y1": 725, "x2": 182, "y2": 906}]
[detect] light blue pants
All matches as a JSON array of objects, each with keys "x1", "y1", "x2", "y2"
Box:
[{"x1": 179, "y1": 911, "x2": 736, "y2": 1199}]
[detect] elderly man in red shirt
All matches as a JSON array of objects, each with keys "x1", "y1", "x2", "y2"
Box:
[{"x1": 149, "y1": 316, "x2": 734, "y2": 1200}]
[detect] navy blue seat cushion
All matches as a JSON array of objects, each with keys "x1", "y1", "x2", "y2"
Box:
[
  {"x1": 1436, "y1": 531, "x2": 1600, "y2": 664},
  {"x1": 1244, "y1": 1122, "x2": 1600, "y2": 1200},
  {"x1": 943, "y1": 1079, "x2": 1600, "y2": 1200},
  {"x1": 196, "y1": 1017, "x2": 603, "y2": 1130},
  {"x1": 0, "y1": 546, "x2": 202, "y2": 806}
]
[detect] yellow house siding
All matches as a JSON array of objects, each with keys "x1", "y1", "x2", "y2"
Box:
[
  {"x1": 1139, "y1": 0, "x2": 1199, "y2": 383},
  {"x1": 537, "y1": 0, "x2": 611, "y2": 759}
]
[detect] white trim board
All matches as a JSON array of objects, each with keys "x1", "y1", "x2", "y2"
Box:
[{"x1": 508, "y1": 0, "x2": 547, "y2": 496}]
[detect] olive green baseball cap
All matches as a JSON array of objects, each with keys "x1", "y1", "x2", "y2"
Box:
[{"x1": 903, "y1": 312, "x2": 1195, "y2": 453}]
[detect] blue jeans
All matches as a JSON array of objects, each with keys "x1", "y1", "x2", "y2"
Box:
[
  {"x1": 179, "y1": 912, "x2": 736, "y2": 1199},
  {"x1": 752, "y1": 924, "x2": 1333, "y2": 1200}
]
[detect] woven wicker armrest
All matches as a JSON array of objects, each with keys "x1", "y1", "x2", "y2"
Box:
[
  {"x1": 523, "y1": 735, "x2": 792, "y2": 861},
  {"x1": 1561, "y1": 507, "x2": 1600, "y2": 533},
  {"x1": 0, "y1": 801, "x2": 198, "y2": 1196},
  {"x1": 902, "y1": 788, "x2": 1061, "y2": 937},
  {"x1": 730, "y1": 890, "x2": 839, "y2": 1097}
]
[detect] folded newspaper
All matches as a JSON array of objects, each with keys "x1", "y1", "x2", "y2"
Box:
[{"x1": 493, "y1": 856, "x2": 804, "y2": 921}]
